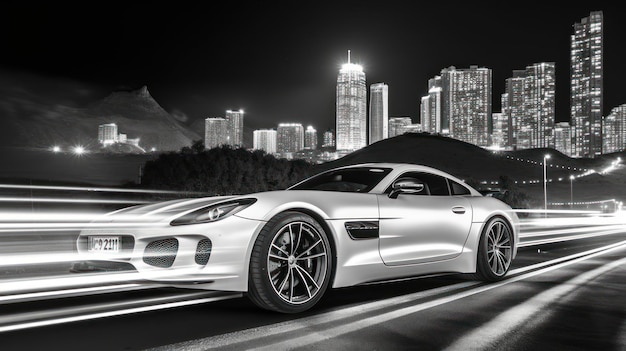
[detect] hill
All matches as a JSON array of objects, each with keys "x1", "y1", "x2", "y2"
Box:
[
  {"x1": 316, "y1": 133, "x2": 626, "y2": 205},
  {"x1": 0, "y1": 70, "x2": 200, "y2": 152}
]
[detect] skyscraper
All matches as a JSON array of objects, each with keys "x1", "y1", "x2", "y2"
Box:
[
  {"x1": 388, "y1": 117, "x2": 413, "y2": 138},
  {"x1": 336, "y1": 50, "x2": 367, "y2": 154},
  {"x1": 420, "y1": 96, "x2": 430, "y2": 133},
  {"x1": 571, "y1": 11, "x2": 603, "y2": 158},
  {"x1": 225, "y1": 109, "x2": 244, "y2": 147},
  {"x1": 277, "y1": 123, "x2": 304, "y2": 159},
  {"x1": 603, "y1": 105, "x2": 626, "y2": 154},
  {"x1": 554, "y1": 122, "x2": 572, "y2": 156},
  {"x1": 503, "y1": 63, "x2": 556, "y2": 150},
  {"x1": 304, "y1": 126, "x2": 318, "y2": 150},
  {"x1": 491, "y1": 112, "x2": 509, "y2": 149},
  {"x1": 440, "y1": 66, "x2": 492, "y2": 147},
  {"x1": 322, "y1": 129, "x2": 335, "y2": 148},
  {"x1": 205, "y1": 117, "x2": 229, "y2": 149},
  {"x1": 253, "y1": 129, "x2": 277, "y2": 155},
  {"x1": 421, "y1": 76, "x2": 443, "y2": 134},
  {"x1": 369, "y1": 82, "x2": 388, "y2": 144}
]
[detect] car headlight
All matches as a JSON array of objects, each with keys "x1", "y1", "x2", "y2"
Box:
[{"x1": 170, "y1": 199, "x2": 257, "y2": 226}]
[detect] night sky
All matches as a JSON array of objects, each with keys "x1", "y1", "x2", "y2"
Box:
[{"x1": 2, "y1": 1, "x2": 625, "y2": 134}]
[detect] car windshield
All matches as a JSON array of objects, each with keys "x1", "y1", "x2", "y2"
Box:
[{"x1": 289, "y1": 167, "x2": 392, "y2": 193}]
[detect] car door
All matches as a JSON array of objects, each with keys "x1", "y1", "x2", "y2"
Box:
[{"x1": 377, "y1": 171, "x2": 473, "y2": 266}]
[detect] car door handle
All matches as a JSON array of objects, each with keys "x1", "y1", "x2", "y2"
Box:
[{"x1": 452, "y1": 206, "x2": 466, "y2": 214}]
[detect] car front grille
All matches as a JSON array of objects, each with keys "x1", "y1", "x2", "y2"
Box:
[
  {"x1": 195, "y1": 239, "x2": 212, "y2": 265},
  {"x1": 143, "y1": 238, "x2": 179, "y2": 268}
]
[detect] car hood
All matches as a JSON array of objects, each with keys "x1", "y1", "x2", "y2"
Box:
[{"x1": 93, "y1": 195, "x2": 237, "y2": 223}]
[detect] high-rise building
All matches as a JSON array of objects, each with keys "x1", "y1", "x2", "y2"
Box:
[
  {"x1": 436, "y1": 66, "x2": 492, "y2": 147},
  {"x1": 420, "y1": 96, "x2": 430, "y2": 132},
  {"x1": 322, "y1": 129, "x2": 335, "y2": 148},
  {"x1": 388, "y1": 117, "x2": 413, "y2": 138},
  {"x1": 98, "y1": 123, "x2": 118, "y2": 145},
  {"x1": 304, "y1": 126, "x2": 318, "y2": 150},
  {"x1": 571, "y1": 11, "x2": 603, "y2": 158},
  {"x1": 277, "y1": 123, "x2": 304, "y2": 159},
  {"x1": 225, "y1": 109, "x2": 244, "y2": 147},
  {"x1": 503, "y1": 63, "x2": 556, "y2": 150},
  {"x1": 502, "y1": 77, "x2": 523, "y2": 149},
  {"x1": 253, "y1": 129, "x2": 277, "y2": 155},
  {"x1": 491, "y1": 112, "x2": 509, "y2": 149},
  {"x1": 603, "y1": 105, "x2": 626, "y2": 154},
  {"x1": 421, "y1": 76, "x2": 443, "y2": 134},
  {"x1": 336, "y1": 50, "x2": 367, "y2": 154},
  {"x1": 205, "y1": 117, "x2": 228, "y2": 149},
  {"x1": 554, "y1": 122, "x2": 572, "y2": 156},
  {"x1": 369, "y1": 82, "x2": 388, "y2": 144}
]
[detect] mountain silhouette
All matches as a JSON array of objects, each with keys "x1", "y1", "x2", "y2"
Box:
[{"x1": 0, "y1": 71, "x2": 200, "y2": 151}]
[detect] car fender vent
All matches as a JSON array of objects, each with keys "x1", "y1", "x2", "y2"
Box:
[
  {"x1": 345, "y1": 221, "x2": 379, "y2": 240},
  {"x1": 143, "y1": 238, "x2": 179, "y2": 268},
  {"x1": 195, "y1": 238, "x2": 212, "y2": 266}
]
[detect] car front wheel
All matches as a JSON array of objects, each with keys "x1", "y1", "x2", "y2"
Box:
[{"x1": 247, "y1": 211, "x2": 332, "y2": 313}]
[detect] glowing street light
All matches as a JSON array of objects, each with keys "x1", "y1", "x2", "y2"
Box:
[
  {"x1": 73, "y1": 146, "x2": 85, "y2": 155},
  {"x1": 569, "y1": 175, "x2": 575, "y2": 208},
  {"x1": 543, "y1": 154, "x2": 550, "y2": 215},
  {"x1": 52, "y1": 146, "x2": 61, "y2": 153}
]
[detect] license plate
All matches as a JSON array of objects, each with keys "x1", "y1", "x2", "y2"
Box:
[{"x1": 88, "y1": 236, "x2": 121, "y2": 253}]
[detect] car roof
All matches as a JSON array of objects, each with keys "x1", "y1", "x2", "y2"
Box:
[
  {"x1": 329, "y1": 162, "x2": 454, "y2": 177},
  {"x1": 326, "y1": 163, "x2": 480, "y2": 195}
]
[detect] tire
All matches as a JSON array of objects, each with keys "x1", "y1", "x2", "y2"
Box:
[
  {"x1": 473, "y1": 216, "x2": 513, "y2": 281},
  {"x1": 247, "y1": 211, "x2": 333, "y2": 313}
]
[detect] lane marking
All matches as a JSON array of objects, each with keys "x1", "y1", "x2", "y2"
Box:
[
  {"x1": 443, "y1": 256, "x2": 626, "y2": 351},
  {"x1": 147, "y1": 239, "x2": 626, "y2": 351}
]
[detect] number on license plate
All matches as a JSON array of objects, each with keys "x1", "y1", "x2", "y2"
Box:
[{"x1": 88, "y1": 236, "x2": 120, "y2": 252}]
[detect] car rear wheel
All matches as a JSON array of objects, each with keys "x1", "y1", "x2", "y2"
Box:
[
  {"x1": 248, "y1": 211, "x2": 332, "y2": 313},
  {"x1": 474, "y1": 216, "x2": 513, "y2": 281}
]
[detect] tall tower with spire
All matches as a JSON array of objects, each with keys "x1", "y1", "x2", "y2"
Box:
[{"x1": 336, "y1": 50, "x2": 367, "y2": 154}]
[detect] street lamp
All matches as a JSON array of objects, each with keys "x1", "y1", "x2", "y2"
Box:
[
  {"x1": 569, "y1": 175, "x2": 575, "y2": 208},
  {"x1": 543, "y1": 155, "x2": 550, "y2": 216}
]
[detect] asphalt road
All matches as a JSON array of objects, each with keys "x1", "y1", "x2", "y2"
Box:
[{"x1": 1, "y1": 233, "x2": 625, "y2": 351}]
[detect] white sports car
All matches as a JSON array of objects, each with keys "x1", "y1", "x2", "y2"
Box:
[{"x1": 75, "y1": 163, "x2": 519, "y2": 313}]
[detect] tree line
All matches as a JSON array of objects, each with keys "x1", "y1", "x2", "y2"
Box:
[{"x1": 140, "y1": 140, "x2": 315, "y2": 195}]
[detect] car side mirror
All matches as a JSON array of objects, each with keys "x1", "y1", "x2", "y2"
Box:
[{"x1": 389, "y1": 178, "x2": 425, "y2": 199}]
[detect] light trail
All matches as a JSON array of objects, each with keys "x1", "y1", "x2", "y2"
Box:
[
  {"x1": 0, "y1": 283, "x2": 155, "y2": 304},
  {"x1": 0, "y1": 221, "x2": 164, "y2": 230},
  {"x1": 0, "y1": 248, "x2": 211, "y2": 267},
  {"x1": 0, "y1": 259, "x2": 227, "y2": 296},
  {"x1": 0, "y1": 212, "x2": 106, "y2": 222},
  {"x1": 0, "y1": 183, "x2": 204, "y2": 195},
  {"x1": 0, "y1": 196, "x2": 153, "y2": 204},
  {"x1": 519, "y1": 224, "x2": 626, "y2": 239}
]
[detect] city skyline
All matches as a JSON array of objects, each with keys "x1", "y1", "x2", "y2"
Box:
[{"x1": 2, "y1": 2, "x2": 625, "y2": 140}]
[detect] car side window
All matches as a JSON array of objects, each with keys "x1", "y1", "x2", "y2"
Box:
[
  {"x1": 449, "y1": 179, "x2": 471, "y2": 195},
  {"x1": 387, "y1": 172, "x2": 451, "y2": 196}
]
